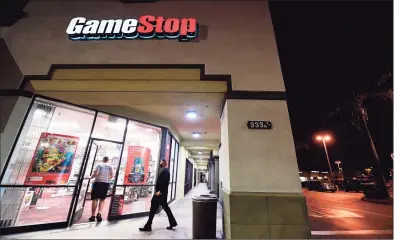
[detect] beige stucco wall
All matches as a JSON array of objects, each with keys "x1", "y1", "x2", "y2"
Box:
[
  {"x1": 175, "y1": 146, "x2": 188, "y2": 201},
  {"x1": 226, "y1": 99, "x2": 301, "y2": 193},
  {"x1": 219, "y1": 102, "x2": 231, "y2": 191},
  {"x1": 175, "y1": 147, "x2": 199, "y2": 200},
  {"x1": 1, "y1": 0, "x2": 284, "y2": 92}
]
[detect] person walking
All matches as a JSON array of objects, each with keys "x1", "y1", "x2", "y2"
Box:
[
  {"x1": 139, "y1": 159, "x2": 177, "y2": 231},
  {"x1": 89, "y1": 156, "x2": 114, "y2": 222}
]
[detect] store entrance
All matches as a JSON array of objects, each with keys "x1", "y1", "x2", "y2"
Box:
[{"x1": 71, "y1": 138, "x2": 123, "y2": 225}]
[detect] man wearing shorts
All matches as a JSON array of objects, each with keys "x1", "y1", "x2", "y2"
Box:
[{"x1": 89, "y1": 156, "x2": 113, "y2": 222}]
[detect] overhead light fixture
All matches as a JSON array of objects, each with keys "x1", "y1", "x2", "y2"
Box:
[
  {"x1": 192, "y1": 132, "x2": 201, "y2": 138},
  {"x1": 186, "y1": 111, "x2": 197, "y2": 119},
  {"x1": 200, "y1": 157, "x2": 202, "y2": 160},
  {"x1": 198, "y1": 152, "x2": 202, "y2": 154}
]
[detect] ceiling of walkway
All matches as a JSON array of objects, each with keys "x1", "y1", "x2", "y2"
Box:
[{"x1": 26, "y1": 67, "x2": 225, "y2": 167}]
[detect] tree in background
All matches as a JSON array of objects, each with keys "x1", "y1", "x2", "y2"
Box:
[{"x1": 329, "y1": 72, "x2": 392, "y2": 199}]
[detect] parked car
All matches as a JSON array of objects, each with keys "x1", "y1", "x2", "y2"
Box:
[
  {"x1": 343, "y1": 179, "x2": 368, "y2": 192},
  {"x1": 307, "y1": 180, "x2": 337, "y2": 192}
]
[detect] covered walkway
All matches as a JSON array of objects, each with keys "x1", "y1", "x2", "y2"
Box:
[{"x1": 4, "y1": 183, "x2": 223, "y2": 239}]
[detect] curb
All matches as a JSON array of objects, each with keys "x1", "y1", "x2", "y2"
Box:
[{"x1": 361, "y1": 196, "x2": 393, "y2": 205}]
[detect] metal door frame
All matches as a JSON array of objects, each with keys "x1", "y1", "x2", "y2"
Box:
[
  {"x1": 69, "y1": 138, "x2": 125, "y2": 226},
  {"x1": 68, "y1": 139, "x2": 98, "y2": 225}
]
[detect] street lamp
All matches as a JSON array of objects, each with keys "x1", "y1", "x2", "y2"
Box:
[
  {"x1": 335, "y1": 160, "x2": 343, "y2": 180},
  {"x1": 315, "y1": 134, "x2": 335, "y2": 185}
]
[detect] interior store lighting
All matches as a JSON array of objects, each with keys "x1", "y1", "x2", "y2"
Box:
[
  {"x1": 34, "y1": 109, "x2": 46, "y2": 118},
  {"x1": 50, "y1": 121, "x2": 80, "y2": 129},
  {"x1": 106, "y1": 121, "x2": 124, "y2": 130}
]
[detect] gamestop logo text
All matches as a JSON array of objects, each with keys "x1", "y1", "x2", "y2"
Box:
[{"x1": 66, "y1": 15, "x2": 198, "y2": 41}]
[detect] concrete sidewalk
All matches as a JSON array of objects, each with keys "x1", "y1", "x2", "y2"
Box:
[{"x1": 4, "y1": 183, "x2": 222, "y2": 239}]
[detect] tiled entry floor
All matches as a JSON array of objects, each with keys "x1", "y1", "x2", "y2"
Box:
[{"x1": 4, "y1": 183, "x2": 223, "y2": 239}]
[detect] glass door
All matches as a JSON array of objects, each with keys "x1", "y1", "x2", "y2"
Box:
[
  {"x1": 71, "y1": 140, "x2": 98, "y2": 223},
  {"x1": 71, "y1": 139, "x2": 123, "y2": 225}
]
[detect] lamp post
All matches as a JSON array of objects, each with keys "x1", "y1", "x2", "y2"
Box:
[
  {"x1": 335, "y1": 160, "x2": 343, "y2": 180},
  {"x1": 316, "y1": 134, "x2": 335, "y2": 185}
]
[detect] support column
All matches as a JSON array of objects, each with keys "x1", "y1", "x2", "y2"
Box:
[
  {"x1": 220, "y1": 99, "x2": 311, "y2": 239},
  {"x1": 210, "y1": 158, "x2": 215, "y2": 194},
  {"x1": 207, "y1": 162, "x2": 211, "y2": 189},
  {"x1": 214, "y1": 157, "x2": 219, "y2": 196}
]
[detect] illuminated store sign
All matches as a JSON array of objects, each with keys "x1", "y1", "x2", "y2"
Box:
[{"x1": 66, "y1": 15, "x2": 198, "y2": 41}]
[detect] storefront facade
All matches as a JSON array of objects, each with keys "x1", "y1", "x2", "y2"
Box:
[
  {"x1": 1, "y1": 0, "x2": 310, "y2": 238},
  {"x1": 0, "y1": 95, "x2": 182, "y2": 233}
]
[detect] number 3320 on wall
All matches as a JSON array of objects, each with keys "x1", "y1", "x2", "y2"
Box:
[{"x1": 247, "y1": 121, "x2": 273, "y2": 130}]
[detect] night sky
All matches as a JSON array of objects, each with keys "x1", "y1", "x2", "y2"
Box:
[{"x1": 269, "y1": 1, "x2": 393, "y2": 175}]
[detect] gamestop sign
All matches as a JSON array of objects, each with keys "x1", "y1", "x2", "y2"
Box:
[{"x1": 66, "y1": 15, "x2": 198, "y2": 41}]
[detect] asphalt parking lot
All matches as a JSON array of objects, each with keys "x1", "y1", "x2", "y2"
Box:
[{"x1": 304, "y1": 189, "x2": 393, "y2": 239}]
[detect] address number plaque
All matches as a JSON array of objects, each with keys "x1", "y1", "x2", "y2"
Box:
[{"x1": 247, "y1": 121, "x2": 273, "y2": 130}]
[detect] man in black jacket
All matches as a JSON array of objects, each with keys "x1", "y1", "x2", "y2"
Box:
[{"x1": 139, "y1": 159, "x2": 177, "y2": 231}]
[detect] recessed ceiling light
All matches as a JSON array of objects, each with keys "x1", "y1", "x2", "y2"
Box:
[
  {"x1": 186, "y1": 111, "x2": 197, "y2": 119},
  {"x1": 200, "y1": 157, "x2": 202, "y2": 160},
  {"x1": 192, "y1": 132, "x2": 201, "y2": 138},
  {"x1": 198, "y1": 152, "x2": 202, "y2": 154}
]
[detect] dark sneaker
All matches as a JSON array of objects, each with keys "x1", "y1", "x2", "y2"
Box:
[
  {"x1": 96, "y1": 213, "x2": 103, "y2": 222},
  {"x1": 139, "y1": 226, "x2": 152, "y2": 232},
  {"x1": 88, "y1": 216, "x2": 95, "y2": 222},
  {"x1": 166, "y1": 223, "x2": 178, "y2": 230}
]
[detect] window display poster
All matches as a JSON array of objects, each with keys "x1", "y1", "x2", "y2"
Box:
[
  {"x1": 24, "y1": 132, "x2": 79, "y2": 185},
  {"x1": 124, "y1": 146, "x2": 151, "y2": 185}
]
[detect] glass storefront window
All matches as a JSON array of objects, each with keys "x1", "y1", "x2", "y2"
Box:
[
  {"x1": 91, "y1": 113, "x2": 126, "y2": 142},
  {"x1": 171, "y1": 183, "x2": 176, "y2": 199},
  {"x1": 1, "y1": 98, "x2": 95, "y2": 186},
  {"x1": 0, "y1": 96, "x2": 181, "y2": 231},
  {"x1": 164, "y1": 133, "x2": 171, "y2": 162},
  {"x1": 109, "y1": 121, "x2": 161, "y2": 217},
  {"x1": 1, "y1": 187, "x2": 73, "y2": 227},
  {"x1": 116, "y1": 121, "x2": 161, "y2": 186},
  {"x1": 120, "y1": 186, "x2": 154, "y2": 214},
  {"x1": 164, "y1": 134, "x2": 180, "y2": 202},
  {"x1": 173, "y1": 143, "x2": 179, "y2": 184},
  {"x1": 167, "y1": 184, "x2": 172, "y2": 202},
  {"x1": 169, "y1": 138, "x2": 176, "y2": 182}
]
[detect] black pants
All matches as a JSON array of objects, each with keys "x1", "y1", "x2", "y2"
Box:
[{"x1": 146, "y1": 195, "x2": 177, "y2": 226}]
